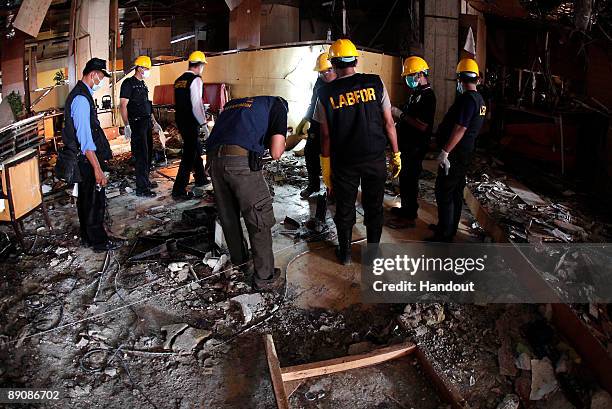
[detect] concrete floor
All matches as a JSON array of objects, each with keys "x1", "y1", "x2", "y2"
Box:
[{"x1": 0, "y1": 152, "x2": 481, "y2": 408}]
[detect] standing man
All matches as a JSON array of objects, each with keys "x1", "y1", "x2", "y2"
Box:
[
  {"x1": 390, "y1": 56, "x2": 436, "y2": 227},
  {"x1": 120, "y1": 55, "x2": 161, "y2": 197},
  {"x1": 297, "y1": 51, "x2": 337, "y2": 199},
  {"x1": 206, "y1": 96, "x2": 287, "y2": 291},
  {"x1": 429, "y1": 58, "x2": 486, "y2": 242},
  {"x1": 172, "y1": 51, "x2": 210, "y2": 199},
  {"x1": 62, "y1": 58, "x2": 121, "y2": 252},
  {"x1": 314, "y1": 39, "x2": 401, "y2": 265}
]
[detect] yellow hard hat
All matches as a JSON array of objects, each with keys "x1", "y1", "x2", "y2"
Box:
[
  {"x1": 314, "y1": 52, "x2": 332, "y2": 72},
  {"x1": 402, "y1": 56, "x2": 429, "y2": 76},
  {"x1": 328, "y1": 39, "x2": 359, "y2": 59},
  {"x1": 134, "y1": 55, "x2": 151, "y2": 69},
  {"x1": 188, "y1": 51, "x2": 207, "y2": 64},
  {"x1": 456, "y1": 58, "x2": 479, "y2": 75}
]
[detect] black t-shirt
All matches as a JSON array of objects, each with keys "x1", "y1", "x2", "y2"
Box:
[
  {"x1": 397, "y1": 85, "x2": 436, "y2": 145},
  {"x1": 120, "y1": 76, "x2": 152, "y2": 120},
  {"x1": 436, "y1": 90, "x2": 486, "y2": 153},
  {"x1": 263, "y1": 99, "x2": 288, "y2": 147}
]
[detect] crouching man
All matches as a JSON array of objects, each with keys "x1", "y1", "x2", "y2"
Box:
[{"x1": 205, "y1": 96, "x2": 287, "y2": 291}]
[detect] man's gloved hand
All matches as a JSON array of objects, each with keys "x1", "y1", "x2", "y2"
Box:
[
  {"x1": 296, "y1": 118, "x2": 310, "y2": 135},
  {"x1": 124, "y1": 124, "x2": 132, "y2": 140},
  {"x1": 389, "y1": 151, "x2": 402, "y2": 178},
  {"x1": 437, "y1": 150, "x2": 451, "y2": 175},
  {"x1": 320, "y1": 156, "x2": 332, "y2": 189},
  {"x1": 391, "y1": 106, "x2": 404, "y2": 121}
]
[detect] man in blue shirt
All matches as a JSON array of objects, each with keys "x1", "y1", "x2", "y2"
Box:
[
  {"x1": 62, "y1": 58, "x2": 121, "y2": 252},
  {"x1": 206, "y1": 96, "x2": 287, "y2": 291}
]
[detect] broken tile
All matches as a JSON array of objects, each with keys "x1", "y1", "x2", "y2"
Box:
[
  {"x1": 515, "y1": 352, "x2": 531, "y2": 370},
  {"x1": 530, "y1": 358, "x2": 558, "y2": 400},
  {"x1": 172, "y1": 328, "x2": 212, "y2": 354},
  {"x1": 161, "y1": 323, "x2": 189, "y2": 350}
]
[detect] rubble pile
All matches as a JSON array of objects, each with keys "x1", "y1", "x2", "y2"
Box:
[
  {"x1": 398, "y1": 303, "x2": 609, "y2": 408},
  {"x1": 467, "y1": 155, "x2": 612, "y2": 243},
  {"x1": 263, "y1": 154, "x2": 308, "y2": 190}
]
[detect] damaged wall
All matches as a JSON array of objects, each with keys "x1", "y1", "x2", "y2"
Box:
[
  {"x1": 112, "y1": 43, "x2": 406, "y2": 129},
  {"x1": 424, "y1": 0, "x2": 460, "y2": 128}
]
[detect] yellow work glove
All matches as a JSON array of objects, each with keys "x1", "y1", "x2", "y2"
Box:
[
  {"x1": 320, "y1": 156, "x2": 332, "y2": 189},
  {"x1": 389, "y1": 152, "x2": 402, "y2": 178},
  {"x1": 296, "y1": 118, "x2": 310, "y2": 135}
]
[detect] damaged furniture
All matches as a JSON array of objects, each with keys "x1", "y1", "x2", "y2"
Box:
[{"x1": 0, "y1": 148, "x2": 52, "y2": 247}]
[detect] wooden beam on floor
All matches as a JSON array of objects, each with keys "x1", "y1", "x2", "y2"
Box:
[
  {"x1": 280, "y1": 342, "x2": 416, "y2": 382},
  {"x1": 263, "y1": 334, "x2": 290, "y2": 409}
]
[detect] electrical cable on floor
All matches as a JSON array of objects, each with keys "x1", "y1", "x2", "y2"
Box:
[
  {"x1": 11, "y1": 228, "x2": 337, "y2": 345},
  {"x1": 79, "y1": 344, "x2": 159, "y2": 409}
]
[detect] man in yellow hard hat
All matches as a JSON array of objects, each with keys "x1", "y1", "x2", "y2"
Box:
[
  {"x1": 120, "y1": 55, "x2": 163, "y2": 197},
  {"x1": 298, "y1": 51, "x2": 337, "y2": 199},
  {"x1": 172, "y1": 51, "x2": 210, "y2": 199},
  {"x1": 390, "y1": 56, "x2": 436, "y2": 227},
  {"x1": 313, "y1": 39, "x2": 400, "y2": 265},
  {"x1": 428, "y1": 58, "x2": 486, "y2": 242}
]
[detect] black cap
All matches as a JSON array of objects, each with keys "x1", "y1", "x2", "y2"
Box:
[{"x1": 83, "y1": 58, "x2": 111, "y2": 77}]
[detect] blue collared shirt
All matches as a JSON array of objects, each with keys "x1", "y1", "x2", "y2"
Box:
[{"x1": 71, "y1": 83, "x2": 97, "y2": 154}]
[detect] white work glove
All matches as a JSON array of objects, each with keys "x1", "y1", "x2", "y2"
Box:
[
  {"x1": 153, "y1": 121, "x2": 163, "y2": 134},
  {"x1": 391, "y1": 106, "x2": 404, "y2": 121},
  {"x1": 158, "y1": 129, "x2": 167, "y2": 149},
  {"x1": 437, "y1": 150, "x2": 451, "y2": 175},
  {"x1": 124, "y1": 124, "x2": 132, "y2": 140}
]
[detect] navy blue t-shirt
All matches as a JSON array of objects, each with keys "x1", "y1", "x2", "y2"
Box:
[
  {"x1": 206, "y1": 96, "x2": 287, "y2": 154},
  {"x1": 436, "y1": 91, "x2": 485, "y2": 153}
]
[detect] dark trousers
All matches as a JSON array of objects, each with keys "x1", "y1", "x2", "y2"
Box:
[
  {"x1": 130, "y1": 118, "x2": 152, "y2": 192},
  {"x1": 304, "y1": 132, "x2": 321, "y2": 189},
  {"x1": 398, "y1": 139, "x2": 429, "y2": 219},
  {"x1": 332, "y1": 157, "x2": 386, "y2": 239},
  {"x1": 77, "y1": 160, "x2": 108, "y2": 246},
  {"x1": 434, "y1": 150, "x2": 471, "y2": 238},
  {"x1": 209, "y1": 154, "x2": 276, "y2": 280},
  {"x1": 172, "y1": 125, "x2": 206, "y2": 195}
]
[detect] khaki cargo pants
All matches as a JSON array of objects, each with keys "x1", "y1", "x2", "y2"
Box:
[{"x1": 209, "y1": 154, "x2": 276, "y2": 280}]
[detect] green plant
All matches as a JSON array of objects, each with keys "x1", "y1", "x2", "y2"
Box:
[
  {"x1": 6, "y1": 91, "x2": 24, "y2": 118},
  {"x1": 53, "y1": 70, "x2": 66, "y2": 85}
]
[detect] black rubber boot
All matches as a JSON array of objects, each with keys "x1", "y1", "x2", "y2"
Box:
[
  {"x1": 363, "y1": 225, "x2": 383, "y2": 265},
  {"x1": 335, "y1": 228, "x2": 352, "y2": 265},
  {"x1": 366, "y1": 225, "x2": 382, "y2": 244}
]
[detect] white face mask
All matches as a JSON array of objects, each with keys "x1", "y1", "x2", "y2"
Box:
[
  {"x1": 92, "y1": 73, "x2": 105, "y2": 91},
  {"x1": 142, "y1": 69, "x2": 151, "y2": 79}
]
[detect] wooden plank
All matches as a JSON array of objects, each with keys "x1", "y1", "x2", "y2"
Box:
[
  {"x1": 280, "y1": 342, "x2": 416, "y2": 382},
  {"x1": 263, "y1": 334, "x2": 290, "y2": 409}
]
